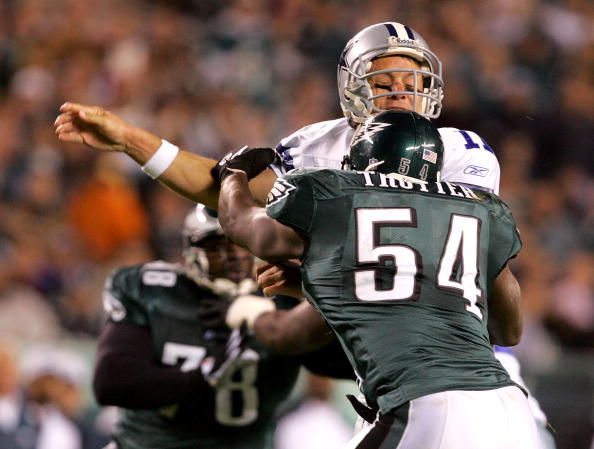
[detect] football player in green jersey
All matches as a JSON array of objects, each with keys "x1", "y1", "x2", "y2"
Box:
[
  {"x1": 215, "y1": 110, "x2": 540, "y2": 449},
  {"x1": 93, "y1": 205, "x2": 351, "y2": 449}
]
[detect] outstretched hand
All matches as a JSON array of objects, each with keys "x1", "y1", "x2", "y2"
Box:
[
  {"x1": 54, "y1": 102, "x2": 132, "y2": 152},
  {"x1": 212, "y1": 146, "x2": 278, "y2": 185}
]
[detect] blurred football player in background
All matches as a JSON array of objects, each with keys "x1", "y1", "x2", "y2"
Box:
[
  {"x1": 93, "y1": 204, "x2": 303, "y2": 449},
  {"x1": 93, "y1": 204, "x2": 354, "y2": 449}
]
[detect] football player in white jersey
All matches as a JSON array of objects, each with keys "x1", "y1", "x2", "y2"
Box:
[
  {"x1": 272, "y1": 23, "x2": 499, "y2": 194},
  {"x1": 54, "y1": 22, "x2": 499, "y2": 206}
]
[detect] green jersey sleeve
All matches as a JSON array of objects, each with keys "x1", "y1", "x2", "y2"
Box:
[
  {"x1": 265, "y1": 169, "x2": 315, "y2": 234},
  {"x1": 486, "y1": 197, "x2": 522, "y2": 279},
  {"x1": 102, "y1": 264, "x2": 150, "y2": 327}
]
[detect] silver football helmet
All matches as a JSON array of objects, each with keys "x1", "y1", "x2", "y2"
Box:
[
  {"x1": 182, "y1": 204, "x2": 255, "y2": 293},
  {"x1": 337, "y1": 22, "x2": 444, "y2": 123}
]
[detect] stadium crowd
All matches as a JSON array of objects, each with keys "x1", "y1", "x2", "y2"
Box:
[{"x1": 0, "y1": 0, "x2": 592, "y2": 448}]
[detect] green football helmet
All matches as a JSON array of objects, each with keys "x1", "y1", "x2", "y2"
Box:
[{"x1": 343, "y1": 110, "x2": 443, "y2": 183}]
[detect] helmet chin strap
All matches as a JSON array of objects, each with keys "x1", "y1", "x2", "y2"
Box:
[{"x1": 343, "y1": 85, "x2": 374, "y2": 124}]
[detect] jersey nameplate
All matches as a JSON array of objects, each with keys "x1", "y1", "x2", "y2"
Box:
[{"x1": 358, "y1": 172, "x2": 480, "y2": 200}]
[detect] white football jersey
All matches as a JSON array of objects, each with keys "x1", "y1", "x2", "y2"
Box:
[{"x1": 272, "y1": 118, "x2": 500, "y2": 195}]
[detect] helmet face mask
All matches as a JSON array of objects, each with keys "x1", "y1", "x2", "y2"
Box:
[
  {"x1": 345, "y1": 110, "x2": 443, "y2": 183},
  {"x1": 338, "y1": 22, "x2": 444, "y2": 123},
  {"x1": 182, "y1": 205, "x2": 254, "y2": 287}
]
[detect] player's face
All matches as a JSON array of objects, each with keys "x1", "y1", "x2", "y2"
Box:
[
  {"x1": 368, "y1": 55, "x2": 424, "y2": 114},
  {"x1": 201, "y1": 237, "x2": 254, "y2": 284}
]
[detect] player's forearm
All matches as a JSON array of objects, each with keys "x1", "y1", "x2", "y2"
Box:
[
  {"x1": 488, "y1": 266, "x2": 523, "y2": 346},
  {"x1": 218, "y1": 174, "x2": 285, "y2": 261},
  {"x1": 219, "y1": 174, "x2": 304, "y2": 261},
  {"x1": 123, "y1": 125, "x2": 277, "y2": 208},
  {"x1": 119, "y1": 123, "x2": 162, "y2": 164},
  {"x1": 120, "y1": 126, "x2": 220, "y2": 208},
  {"x1": 252, "y1": 302, "x2": 335, "y2": 355},
  {"x1": 219, "y1": 173, "x2": 261, "y2": 249},
  {"x1": 157, "y1": 151, "x2": 220, "y2": 209},
  {"x1": 156, "y1": 158, "x2": 276, "y2": 210},
  {"x1": 93, "y1": 322, "x2": 210, "y2": 408},
  {"x1": 94, "y1": 353, "x2": 208, "y2": 408},
  {"x1": 253, "y1": 311, "x2": 331, "y2": 355}
]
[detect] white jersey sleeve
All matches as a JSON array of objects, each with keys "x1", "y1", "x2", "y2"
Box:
[
  {"x1": 439, "y1": 127, "x2": 501, "y2": 195},
  {"x1": 272, "y1": 118, "x2": 355, "y2": 176}
]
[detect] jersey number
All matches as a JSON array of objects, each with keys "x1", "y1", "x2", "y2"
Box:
[
  {"x1": 355, "y1": 208, "x2": 483, "y2": 318},
  {"x1": 162, "y1": 343, "x2": 260, "y2": 426},
  {"x1": 458, "y1": 130, "x2": 494, "y2": 153}
]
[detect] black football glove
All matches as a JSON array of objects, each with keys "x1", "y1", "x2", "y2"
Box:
[
  {"x1": 211, "y1": 146, "x2": 278, "y2": 185},
  {"x1": 201, "y1": 321, "x2": 250, "y2": 387}
]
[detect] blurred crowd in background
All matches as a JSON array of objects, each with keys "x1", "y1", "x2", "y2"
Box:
[{"x1": 0, "y1": 0, "x2": 592, "y2": 448}]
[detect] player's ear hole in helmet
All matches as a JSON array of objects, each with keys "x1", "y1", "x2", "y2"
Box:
[
  {"x1": 182, "y1": 204, "x2": 254, "y2": 287},
  {"x1": 343, "y1": 110, "x2": 443, "y2": 184}
]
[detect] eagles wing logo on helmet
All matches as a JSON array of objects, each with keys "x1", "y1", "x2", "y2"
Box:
[
  {"x1": 266, "y1": 178, "x2": 296, "y2": 207},
  {"x1": 348, "y1": 110, "x2": 444, "y2": 180},
  {"x1": 351, "y1": 121, "x2": 391, "y2": 146}
]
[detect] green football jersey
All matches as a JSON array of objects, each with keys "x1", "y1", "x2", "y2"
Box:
[
  {"x1": 267, "y1": 169, "x2": 522, "y2": 413},
  {"x1": 102, "y1": 261, "x2": 301, "y2": 449}
]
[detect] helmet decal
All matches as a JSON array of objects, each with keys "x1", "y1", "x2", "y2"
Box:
[
  {"x1": 422, "y1": 148, "x2": 438, "y2": 164},
  {"x1": 383, "y1": 22, "x2": 415, "y2": 41},
  {"x1": 348, "y1": 110, "x2": 443, "y2": 183},
  {"x1": 351, "y1": 121, "x2": 391, "y2": 146}
]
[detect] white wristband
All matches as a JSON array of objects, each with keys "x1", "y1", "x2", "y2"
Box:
[{"x1": 141, "y1": 140, "x2": 179, "y2": 179}]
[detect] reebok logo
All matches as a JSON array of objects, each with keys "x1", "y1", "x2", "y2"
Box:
[{"x1": 463, "y1": 165, "x2": 489, "y2": 177}]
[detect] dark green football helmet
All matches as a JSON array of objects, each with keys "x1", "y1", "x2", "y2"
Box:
[{"x1": 343, "y1": 110, "x2": 443, "y2": 182}]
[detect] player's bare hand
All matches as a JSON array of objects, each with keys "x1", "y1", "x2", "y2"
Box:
[
  {"x1": 256, "y1": 260, "x2": 304, "y2": 298},
  {"x1": 54, "y1": 102, "x2": 130, "y2": 152}
]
